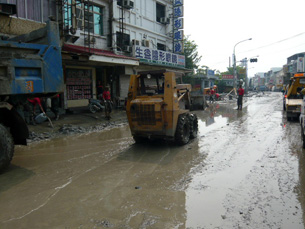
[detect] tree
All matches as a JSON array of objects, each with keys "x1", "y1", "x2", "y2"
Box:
[{"x1": 183, "y1": 35, "x2": 202, "y2": 72}]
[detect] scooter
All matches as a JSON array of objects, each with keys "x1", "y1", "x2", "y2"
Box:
[{"x1": 88, "y1": 98, "x2": 105, "y2": 113}]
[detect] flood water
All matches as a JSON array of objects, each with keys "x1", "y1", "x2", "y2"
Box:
[{"x1": 0, "y1": 92, "x2": 304, "y2": 228}]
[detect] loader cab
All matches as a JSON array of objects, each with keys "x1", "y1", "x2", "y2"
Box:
[{"x1": 137, "y1": 73, "x2": 165, "y2": 96}]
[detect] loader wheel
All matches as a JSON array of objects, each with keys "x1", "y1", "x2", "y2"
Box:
[
  {"x1": 175, "y1": 114, "x2": 190, "y2": 145},
  {"x1": 189, "y1": 114, "x2": 198, "y2": 139},
  {"x1": 0, "y1": 124, "x2": 14, "y2": 172}
]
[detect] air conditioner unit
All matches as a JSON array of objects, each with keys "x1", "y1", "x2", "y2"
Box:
[
  {"x1": 123, "y1": 45, "x2": 133, "y2": 53},
  {"x1": 132, "y1": 39, "x2": 140, "y2": 46},
  {"x1": 123, "y1": 0, "x2": 134, "y2": 9},
  {"x1": 160, "y1": 17, "x2": 170, "y2": 25},
  {"x1": 64, "y1": 27, "x2": 80, "y2": 43},
  {"x1": 141, "y1": 40, "x2": 149, "y2": 47}
]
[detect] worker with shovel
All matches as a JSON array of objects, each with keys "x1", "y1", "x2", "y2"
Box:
[{"x1": 26, "y1": 97, "x2": 53, "y2": 127}]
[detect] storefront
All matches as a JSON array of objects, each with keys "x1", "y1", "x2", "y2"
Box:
[
  {"x1": 65, "y1": 67, "x2": 95, "y2": 108},
  {"x1": 62, "y1": 44, "x2": 139, "y2": 109}
]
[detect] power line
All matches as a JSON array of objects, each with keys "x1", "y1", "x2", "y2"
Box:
[{"x1": 239, "y1": 32, "x2": 305, "y2": 54}]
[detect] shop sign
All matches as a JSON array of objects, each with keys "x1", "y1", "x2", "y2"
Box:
[
  {"x1": 174, "y1": 6, "x2": 183, "y2": 17},
  {"x1": 174, "y1": 18, "x2": 183, "y2": 30},
  {"x1": 174, "y1": 41, "x2": 183, "y2": 53},
  {"x1": 222, "y1": 75, "x2": 234, "y2": 79},
  {"x1": 134, "y1": 45, "x2": 185, "y2": 68},
  {"x1": 174, "y1": 0, "x2": 183, "y2": 6}
]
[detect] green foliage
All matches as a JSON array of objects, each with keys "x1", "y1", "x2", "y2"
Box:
[
  {"x1": 184, "y1": 35, "x2": 202, "y2": 72},
  {"x1": 217, "y1": 80, "x2": 227, "y2": 93}
]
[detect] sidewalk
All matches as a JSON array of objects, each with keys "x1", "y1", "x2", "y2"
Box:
[{"x1": 27, "y1": 108, "x2": 128, "y2": 142}]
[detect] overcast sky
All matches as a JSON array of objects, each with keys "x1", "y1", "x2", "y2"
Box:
[{"x1": 184, "y1": 0, "x2": 305, "y2": 77}]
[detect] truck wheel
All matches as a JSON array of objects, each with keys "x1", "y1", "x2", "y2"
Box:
[
  {"x1": 0, "y1": 124, "x2": 14, "y2": 172},
  {"x1": 175, "y1": 114, "x2": 190, "y2": 145},
  {"x1": 133, "y1": 136, "x2": 147, "y2": 144},
  {"x1": 189, "y1": 114, "x2": 198, "y2": 139}
]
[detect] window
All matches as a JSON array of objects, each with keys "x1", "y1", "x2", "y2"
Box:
[
  {"x1": 156, "y1": 3, "x2": 165, "y2": 23},
  {"x1": 157, "y1": 43, "x2": 166, "y2": 51},
  {"x1": 15, "y1": 0, "x2": 56, "y2": 22},
  {"x1": 64, "y1": 1, "x2": 104, "y2": 36},
  {"x1": 84, "y1": 5, "x2": 103, "y2": 35}
]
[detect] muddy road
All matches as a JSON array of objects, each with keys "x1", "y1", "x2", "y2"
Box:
[{"x1": 1, "y1": 92, "x2": 304, "y2": 228}]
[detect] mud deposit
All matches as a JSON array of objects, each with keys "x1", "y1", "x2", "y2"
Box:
[{"x1": 0, "y1": 92, "x2": 304, "y2": 228}]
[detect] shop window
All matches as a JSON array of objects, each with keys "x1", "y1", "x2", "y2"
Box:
[{"x1": 156, "y1": 3, "x2": 165, "y2": 23}]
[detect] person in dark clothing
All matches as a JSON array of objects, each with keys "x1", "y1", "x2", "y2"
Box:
[
  {"x1": 97, "y1": 81, "x2": 104, "y2": 100},
  {"x1": 102, "y1": 86, "x2": 112, "y2": 120},
  {"x1": 51, "y1": 94, "x2": 60, "y2": 120},
  {"x1": 209, "y1": 87, "x2": 215, "y2": 103},
  {"x1": 237, "y1": 85, "x2": 245, "y2": 110}
]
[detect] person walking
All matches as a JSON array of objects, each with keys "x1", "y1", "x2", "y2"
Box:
[
  {"x1": 209, "y1": 87, "x2": 215, "y2": 103},
  {"x1": 237, "y1": 85, "x2": 245, "y2": 110},
  {"x1": 51, "y1": 94, "x2": 60, "y2": 121},
  {"x1": 97, "y1": 81, "x2": 104, "y2": 100},
  {"x1": 102, "y1": 86, "x2": 112, "y2": 120}
]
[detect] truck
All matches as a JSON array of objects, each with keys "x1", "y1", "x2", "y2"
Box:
[
  {"x1": 126, "y1": 70, "x2": 198, "y2": 145},
  {"x1": 0, "y1": 21, "x2": 64, "y2": 172},
  {"x1": 284, "y1": 73, "x2": 305, "y2": 121},
  {"x1": 182, "y1": 77, "x2": 207, "y2": 110}
]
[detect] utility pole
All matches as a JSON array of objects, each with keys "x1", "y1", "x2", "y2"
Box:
[
  {"x1": 233, "y1": 38, "x2": 252, "y2": 94},
  {"x1": 245, "y1": 57, "x2": 248, "y2": 93}
]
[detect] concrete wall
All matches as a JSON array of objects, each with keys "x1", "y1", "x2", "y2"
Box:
[{"x1": 0, "y1": 16, "x2": 45, "y2": 36}]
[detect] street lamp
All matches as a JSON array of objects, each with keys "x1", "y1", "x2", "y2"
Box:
[{"x1": 233, "y1": 38, "x2": 252, "y2": 91}]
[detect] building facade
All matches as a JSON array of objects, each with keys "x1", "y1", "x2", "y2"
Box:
[{"x1": 0, "y1": 0, "x2": 187, "y2": 109}]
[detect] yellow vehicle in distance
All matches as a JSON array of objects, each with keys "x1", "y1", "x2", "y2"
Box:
[{"x1": 285, "y1": 73, "x2": 305, "y2": 121}]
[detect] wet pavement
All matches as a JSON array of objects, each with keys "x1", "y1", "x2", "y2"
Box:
[{"x1": 0, "y1": 92, "x2": 304, "y2": 228}]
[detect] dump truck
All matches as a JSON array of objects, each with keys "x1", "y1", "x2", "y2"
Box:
[
  {"x1": 284, "y1": 73, "x2": 305, "y2": 121},
  {"x1": 0, "y1": 21, "x2": 64, "y2": 171},
  {"x1": 126, "y1": 70, "x2": 198, "y2": 145}
]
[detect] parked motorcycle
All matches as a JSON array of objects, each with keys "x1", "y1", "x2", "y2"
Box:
[
  {"x1": 88, "y1": 98, "x2": 105, "y2": 113},
  {"x1": 88, "y1": 98, "x2": 113, "y2": 115}
]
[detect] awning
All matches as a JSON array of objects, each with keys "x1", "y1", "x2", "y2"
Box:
[{"x1": 62, "y1": 44, "x2": 139, "y2": 66}]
